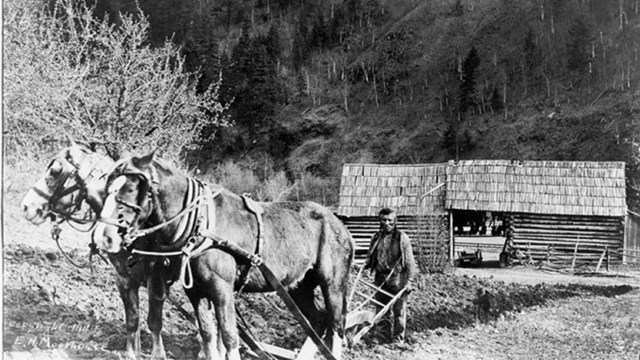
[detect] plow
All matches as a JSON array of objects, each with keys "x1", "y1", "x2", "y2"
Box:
[{"x1": 227, "y1": 259, "x2": 407, "y2": 360}]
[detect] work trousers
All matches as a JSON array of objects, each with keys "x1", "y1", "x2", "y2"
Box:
[{"x1": 373, "y1": 271, "x2": 409, "y2": 342}]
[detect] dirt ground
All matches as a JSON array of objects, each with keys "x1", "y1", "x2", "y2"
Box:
[{"x1": 3, "y1": 192, "x2": 640, "y2": 360}]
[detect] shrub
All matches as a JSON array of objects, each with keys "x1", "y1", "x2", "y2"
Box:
[
  {"x1": 290, "y1": 172, "x2": 340, "y2": 206},
  {"x1": 3, "y1": 0, "x2": 228, "y2": 165},
  {"x1": 256, "y1": 171, "x2": 295, "y2": 202},
  {"x1": 209, "y1": 161, "x2": 260, "y2": 196}
]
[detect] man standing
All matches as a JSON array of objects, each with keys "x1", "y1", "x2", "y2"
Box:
[{"x1": 364, "y1": 208, "x2": 417, "y2": 344}]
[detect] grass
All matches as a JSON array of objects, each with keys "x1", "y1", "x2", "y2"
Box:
[{"x1": 347, "y1": 288, "x2": 640, "y2": 360}]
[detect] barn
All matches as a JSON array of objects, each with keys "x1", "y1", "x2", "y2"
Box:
[
  {"x1": 446, "y1": 160, "x2": 627, "y2": 265},
  {"x1": 337, "y1": 160, "x2": 629, "y2": 266}
]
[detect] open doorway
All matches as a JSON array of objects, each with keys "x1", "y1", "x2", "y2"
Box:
[{"x1": 452, "y1": 210, "x2": 507, "y2": 267}]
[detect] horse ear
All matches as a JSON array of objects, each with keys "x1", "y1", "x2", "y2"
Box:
[
  {"x1": 118, "y1": 149, "x2": 132, "y2": 160},
  {"x1": 64, "y1": 134, "x2": 77, "y2": 147},
  {"x1": 134, "y1": 149, "x2": 157, "y2": 167}
]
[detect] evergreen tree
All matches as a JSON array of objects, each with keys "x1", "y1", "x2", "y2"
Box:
[
  {"x1": 265, "y1": 22, "x2": 282, "y2": 61},
  {"x1": 328, "y1": 6, "x2": 347, "y2": 46},
  {"x1": 566, "y1": 15, "x2": 594, "y2": 74},
  {"x1": 311, "y1": 8, "x2": 328, "y2": 50},
  {"x1": 490, "y1": 86, "x2": 503, "y2": 112},
  {"x1": 459, "y1": 46, "x2": 480, "y2": 113},
  {"x1": 292, "y1": 20, "x2": 310, "y2": 69},
  {"x1": 344, "y1": 0, "x2": 362, "y2": 26},
  {"x1": 523, "y1": 28, "x2": 537, "y2": 78},
  {"x1": 451, "y1": 0, "x2": 464, "y2": 16},
  {"x1": 226, "y1": 25, "x2": 286, "y2": 154}
]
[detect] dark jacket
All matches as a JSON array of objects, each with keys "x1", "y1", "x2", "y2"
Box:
[{"x1": 366, "y1": 228, "x2": 417, "y2": 283}]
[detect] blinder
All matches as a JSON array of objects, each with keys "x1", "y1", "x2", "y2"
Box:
[
  {"x1": 101, "y1": 165, "x2": 158, "y2": 248},
  {"x1": 33, "y1": 151, "x2": 88, "y2": 217}
]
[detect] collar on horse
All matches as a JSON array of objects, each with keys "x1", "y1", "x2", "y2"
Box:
[{"x1": 120, "y1": 174, "x2": 267, "y2": 290}]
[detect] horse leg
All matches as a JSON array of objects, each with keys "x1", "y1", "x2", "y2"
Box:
[
  {"x1": 186, "y1": 290, "x2": 223, "y2": 360},
  {"x1": 288, "y1": 272, "x2": 326, "y2": 335},
  {"x1": 320, "y1": 281, "x2": 347, "y2": 355},
  {"x1": 211, "y1": 282, "x2": 240, "y2": 360},
  {"x1": 147, "y1": 271, "x2": 168, "y2": 360},
  {"x1": 318, "y1": 242, "x2": 350, "y2": 355},
  {"x1": 116, "y1": 275, "x2": 141, "y2": 360}
]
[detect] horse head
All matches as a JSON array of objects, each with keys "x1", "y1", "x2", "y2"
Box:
[
  {"x1": 21, "y1": 140, "x2": 114, "y2": 225},
  {"x1": 94, "y1": 150, "x2": 171, "y2": 253}
]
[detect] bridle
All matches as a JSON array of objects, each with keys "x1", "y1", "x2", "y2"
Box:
[
  {"x1": 30, "y1": 148, "x2": 113, "y2": 270},
  {"x1": 98, "y1": 162, "x2": 224, "y2": 289},
  {"x1": 100, "y1": 164, "x2": 213, "y2": 254},
  {"x1": 101, "y1": 170, "x2": 154, "y2": 246},
  {"x1": 31, "y1": 149, "x2": 104, "y2": 224}
]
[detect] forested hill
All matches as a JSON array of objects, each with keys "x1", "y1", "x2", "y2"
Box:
[{"x1": 82, "y1": 0, "x2": 640, "y2": 209}]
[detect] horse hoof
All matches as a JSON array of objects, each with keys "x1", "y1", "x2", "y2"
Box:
[
  {"x1": 124, "y1": 351, "x2": 139, "y2": 360},
  {"x1": 150, "y1": 351, "x2": 167, "y2": 360},
  {"x1": 196, "y1": 350, "x2": 206, "y2": 360}
]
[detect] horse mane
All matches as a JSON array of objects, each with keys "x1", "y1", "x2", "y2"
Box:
[{"x1": 151, "y1": 158, "x2": 178, "y2": 177}]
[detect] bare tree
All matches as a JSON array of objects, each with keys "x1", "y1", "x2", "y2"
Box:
[{"x1": 4, "y1": 0, "x2": 229, "y2": 164}]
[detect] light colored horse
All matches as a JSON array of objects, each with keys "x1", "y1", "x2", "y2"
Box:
[{"x1": 21, "y1": 142, "x2": 173, "y2": 360}]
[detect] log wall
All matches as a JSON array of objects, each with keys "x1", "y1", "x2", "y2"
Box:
[
  {"x1": 624, "y1": 212, "x2": 640, "y2": 264},
  {"x1": 512, "y1": 213, "x2": 625, "y2": 264}
]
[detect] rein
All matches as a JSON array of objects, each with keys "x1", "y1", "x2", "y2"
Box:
[
  {"x1": 124, "y1": 193, "x2": 209, "y2": 245},
  {"x1": 35, "y1": 150, "x2": 112, "y2": 271},
  {"x1": 109, "y1": 177, "x2": 223, "y2": 289},
  {"x1": 34, "y1": 154, "x2": 92, "y2": 220},
  {"x1": 51, "y1": 222, "x2": 109, "y2": 272},
  {"x1": 104, "y1": 164, "x2": 265, "y2": 291},
  {"x1": 143, "y1": 185, "x2": 221, "y2": 290}
]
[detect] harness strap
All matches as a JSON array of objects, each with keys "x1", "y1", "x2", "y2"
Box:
[
  {"x1": 179, "y1": 184, "x2": 222, "y2": 289},
  {"x1": 237, "y1": 194, "x2": 266, "y2": 295},
  {"x1": 126, "y1": 194, "x2": 206, "y2": 242},
  {"x1": 171, "y1": 178, "x2": 198, "y2": 245},
  {"x1": 127, "y1": 185, "x2": 224, "y2": 289},
  {"x1": 197, "y1": 229, "x2": 337, "y2": 360},
  {"x1": 236, "y1": 309, "x2": 278, "y2": 360}
]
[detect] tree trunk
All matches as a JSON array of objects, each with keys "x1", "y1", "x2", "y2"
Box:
[
  {"x1": 503, "y1": 82, "x2": 508, "y2": 121},
  {"x1": 620, "y1": 0, "x2": 626, "y2": 30},
  {"x1": 342, "y1": 82, "x2": 349, "y2": 113},
  {"x1": 373, "y1": 72, "x2": 379, "y2": 109}
]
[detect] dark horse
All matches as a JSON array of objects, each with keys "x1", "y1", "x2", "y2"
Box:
[
  {"x1": 21, "y1": 142, "x2": 175, "y2": 360},
  {"x1": 93, "y1": 151, "x2": 354, "y2": 360}
]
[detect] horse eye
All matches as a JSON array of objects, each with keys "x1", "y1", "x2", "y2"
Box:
[{"x1": 49, "y1": 164, "x2": 62, "y2": 177}]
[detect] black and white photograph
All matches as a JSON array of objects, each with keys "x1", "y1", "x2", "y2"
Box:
[{"x1": 3, "y1": 0, "x2": 640, "y2": 359}]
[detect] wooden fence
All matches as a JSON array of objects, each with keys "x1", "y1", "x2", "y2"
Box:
[
  {"x1": 512, "y1": 213, "x2": 625, "y2": 265},
  {"x1": 624, "y1": 211, "x2": 640, "y2": 264}
]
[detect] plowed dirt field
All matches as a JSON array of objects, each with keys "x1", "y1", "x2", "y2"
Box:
[{"x1": 3, "y1": 191, "x2": 640, "y2": 360}]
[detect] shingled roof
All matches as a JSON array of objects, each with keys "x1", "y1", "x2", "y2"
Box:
[
  {"x1": 337, "y1": 160, "x2": 627, "y2": 218},
  {"x1": 446, "y1": 160, "x2": 627, "y2": 217},
  {"x1": 337, "y1": 163, "x2": 448, "y2": 217}
]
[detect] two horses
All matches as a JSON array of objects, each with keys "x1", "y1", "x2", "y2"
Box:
[
  {"x1": 23, "y1": 145, "x2": 354, "y2": 360},
  {"x1": 21, "y1": 143, "x2": 176, "y2": 360}
]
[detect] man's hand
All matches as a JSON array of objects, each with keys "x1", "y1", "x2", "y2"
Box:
[{"x1": 405, "y1": 280, "x2": 414, "y2": 294}]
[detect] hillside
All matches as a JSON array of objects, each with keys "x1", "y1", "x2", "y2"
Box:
[
  {"x1": 125, "y1": 0, "x2": 640, "y2": 208},
  {"x1": 10, "y1": 0, "x2": 640, "y2": 209}
]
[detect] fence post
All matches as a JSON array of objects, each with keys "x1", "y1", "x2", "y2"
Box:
[
  {"x1": 449, "y1": 211, "x2": 454, "y2": 265},
  {"x1": 571, "y1": 238, "x2": 580, "y2": 271},
  {"x1": 545, "y1": 245, "x2": 552, "y2": 266},
  {"x1": 595, "y1": 247, "x2": 607, "y2": 273}
]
